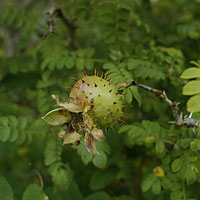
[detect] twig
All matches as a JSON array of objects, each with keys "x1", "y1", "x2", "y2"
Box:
[
  {"x1": 42, "y1": 3, "x2": 57, "y2": 40},
  {"x1": 54, "y1": 8, "x2": 76, "y2": 36},
  {"x1": 42, "y1": 3, "x2": 78, "y2": 48},
  {"x1": 126, "y1": 80, "x2": 200, "y2": 128}
]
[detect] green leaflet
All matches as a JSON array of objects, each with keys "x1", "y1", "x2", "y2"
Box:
[
  {"x1": 170, "y1": 191, "x2": 182, "y2": 200},
  {"x1": 152, "y1": 179, "x2": 161, "y2": 195},
  {"x1": 66, "y1": 57, "x2": 75, "y2": 69},
  {"x1": 44, "y1": 135, "x2": 62, "y2": 166},
  {"x1": 0, "y1": 117, "x2": 9, "y2": 126},
  {"x1": 185, "y1": 165, "x2": 196, "y2": 185},
  {"x1": 141, "y1": 173, "x2": 157, "y2": 192},
  {"x1": 0, "y1": 127, "x2": 11, "y2": 142},
  {"x1": 123, "y1": 88, "x2": 133, "y2": 104},
  {"x1": 77, "y1": 140, "x2": 93, "y2": 164},
  {"x1": 187, "y1": 94, "x2": 200, "y2": 112},
  {"x1": 98, "y1": 2, "x2": 130, "y2": 45},
  {"x1": 22, "y1": 184, "x2": 41, "y2": 200},
  {"x1": 171, "y1": 158, "x2": 183, "y2": 172},
  {"x1": 180, "y1": 67, "x2": 200, "y2": 79},
  {"x1": 134, "y1": 66, "x2": 165, "y2": 80},
  {"x1": 130, "y1": 86, "x2": 142, "y2": 106},
  {"x1": 170, "y1": 182, "x2": 182, "y2": 192},
  {"x1": 96, "y1": 139, "x2": 111, "y2": 155},
  {"x1": 190, "y1": 60, "x2": 200, "y2": 68},
  {"x1": 155, "y1": 141, "x2": 165, "y2": 154},
  {"x1": 182, "y1": 80, "x2": 200, "y2": 95},
  {"x1": 181, "y1": 65, "x2": 200, "y2": 112},
  {"x1": 18, "y1": 117, "x2": 28, "y2": 130},
  {"x1": 92, "y1": 150, "x2": 107, "y2": 169},
  {"x1": 48, "y1": 162, "x2": 72, "y2": 190},
  {"x1": 0, "y1": 115, "x2": 29, "y2": 143},
  {"x1": 190, "y1": 139, "x2": 198, "y2": 152},
  {"x1": 8, "y1": 115, "x2": 18, "y2": 128},
  {"x1": 76, "y1": 58, "x2": 84, "y2": 70}
]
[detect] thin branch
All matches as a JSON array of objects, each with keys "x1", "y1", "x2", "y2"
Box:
[
  {"x1": 54, "y1": 8, "x2": 76, "y2": 35},
  {"x1": 42, "y1": 3, "x2": 78, "y2": 49},
  {"x1": 126, "y1": 80, "x2": 200, "y2": 128},
  {"x1": 53, "y1": 7, "x2": 78, "y2": 49}
]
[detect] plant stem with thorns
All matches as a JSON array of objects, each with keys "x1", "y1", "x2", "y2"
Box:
[{"x1": 125, "y1": 81, "x2": 200, "y2": 128}]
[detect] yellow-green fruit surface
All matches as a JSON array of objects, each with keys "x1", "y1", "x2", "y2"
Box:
[{"x1": 70, "y1": 76, "x2": 123, "y2": 127}]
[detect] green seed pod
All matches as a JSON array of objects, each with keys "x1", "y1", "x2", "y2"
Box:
[
  {"x1": 42, "y1": 75, "x2": 125, "y2": 154},
  {"x1": 70, "y1": 76, "x2": 123, "y2": 127}
]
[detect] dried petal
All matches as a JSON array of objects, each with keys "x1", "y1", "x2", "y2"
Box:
[
  {"x1": 58, "y1": 130, "x2": 66, "y2": 138},
  {"x1": 52, "y1": 94, "x2": 83, "y2": 113},
  {"x1": 84, "y1": 132, "x2": 99, "y2": 154}
]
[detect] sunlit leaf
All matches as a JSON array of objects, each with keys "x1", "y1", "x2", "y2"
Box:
[
  {"x1": 182, "y1": 80, "x2": 200, "y2": 95},
  {"x1": 181, "y1": 67, "x2": 200, "y2": 79},
  {"x1": 187, "y1": 94, "x2": 200, "y2": 112}
]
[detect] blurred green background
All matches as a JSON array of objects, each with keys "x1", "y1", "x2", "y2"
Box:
[{"x1": 1, "y1": 0, "x2": 200, "y2": 199}]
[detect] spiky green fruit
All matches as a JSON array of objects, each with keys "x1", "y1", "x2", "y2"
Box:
[
  {"x1": 70, "y1": 76, "x2": 123, "y2": 127},
  {"x1": 42, "y1": 75, "x2": 124, "y2": 154}
]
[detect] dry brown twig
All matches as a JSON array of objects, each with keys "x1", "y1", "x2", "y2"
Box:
[{"x1": 126, "y1": 80, "x2": 200, "y2": 128}]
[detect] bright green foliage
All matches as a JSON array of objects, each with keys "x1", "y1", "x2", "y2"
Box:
[
  {"x1": 181, "y1": 67, "x2": 200, "y2": 79},
  {"x1": 183, "y1": 81, "x2": 200, "y2": 95},
  {"x1": 181, "y1": 61, "x2": 200, "y2": 112},
  {"x1": 1, "y1": 0, "x2": 200, "y2": 199},
  {"x1": 186, "y1": 95, "x2": 200, "y2": 113}
]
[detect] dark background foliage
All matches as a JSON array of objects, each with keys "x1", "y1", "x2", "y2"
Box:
[{"x1": 1, "y1": 0, "x2": 200, "y2": 199}]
